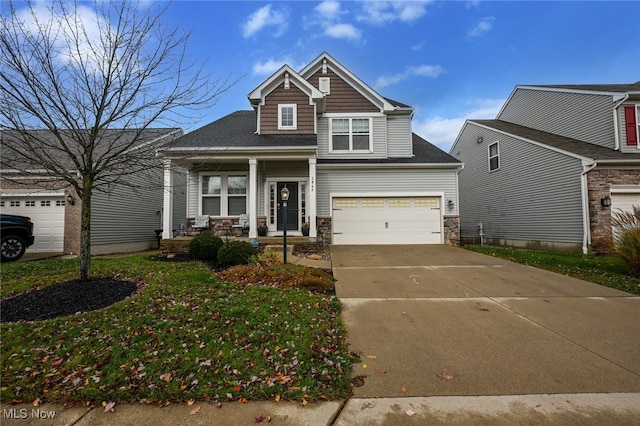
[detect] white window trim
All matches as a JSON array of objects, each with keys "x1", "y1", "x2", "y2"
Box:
[
  {"x1": 199, "y1": 172, "x2": 248, "y2": 217},
  {"x1": 329, "y1": 117, "x2": 373, "y2": 152},
  {"x1": 278, "y1": 104, "x2": 297, "y2": 130},
  {"x1": 488, "y1": 141, "x2": 500, "y2": 172}
]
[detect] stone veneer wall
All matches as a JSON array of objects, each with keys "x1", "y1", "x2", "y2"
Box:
[
  {"x1": 588, "y1": 169, "x2": 640, "y2": 253},
  {"x1": 443, "y1": 216, "x2": 460, "y2": 246}
]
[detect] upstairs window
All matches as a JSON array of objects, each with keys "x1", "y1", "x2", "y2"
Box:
[
  {"x1": 331, "y1": 118, "x2": 371, "y2": 151},
  {"x1": 278, "y1": 104, "x2": 297, "y2": 130},
  {"x1": 488, "y1": 142, "x2": 500, "y2": 171}
]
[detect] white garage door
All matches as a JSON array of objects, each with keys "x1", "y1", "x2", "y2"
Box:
[
  {"x1": 332, "y1": 197, "x2": 442, "y2": 245},
  {"x1": 1, "y1": 195, "x2": 65, "y2": 252},
  {"x1": 611, "y1": 191, "x2": 639, "y2": 214}
]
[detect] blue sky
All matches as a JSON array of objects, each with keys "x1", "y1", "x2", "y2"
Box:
[{"x1": 9, "y1": 1, "x2": 640, "y2": 151}]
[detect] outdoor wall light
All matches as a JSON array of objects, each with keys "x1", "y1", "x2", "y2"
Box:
[
  {"x1": 601, "y1": 195, "x2": 611, "y2": 208},
  {"x1": 66, "y1": 194, "x2": 75, "y2": 205},
  {"x1": 448, "y1": 199, "x2": 454, "y2": 208}
]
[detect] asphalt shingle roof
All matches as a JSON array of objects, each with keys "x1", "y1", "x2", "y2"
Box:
[
  {"x1": 168, "y1": 111, "x2": 317, "y2": 149},
  {"x1": 531, "y1": 82, "x2": 640, "y2": 93},
  {"x1": 471, "y1": 119, "x2": 640, "y2": 161}
]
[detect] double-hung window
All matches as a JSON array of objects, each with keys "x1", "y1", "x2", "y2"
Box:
[
  {"x1": 201, "y1": 174, "x2": 247, "y2": 216},
  {"x1": 488, "y1": 142, "x2": 500, "y2": 171},
  {"x1": 331, "y1": 118, "x2": 371, "y2": 151},
  {"x1": 278, "y1": 104, "x2": 297, "y2": 130}
]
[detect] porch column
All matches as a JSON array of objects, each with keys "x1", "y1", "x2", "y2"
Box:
[
  {"x1": 249, "y1": 158, "x2": 258, "y2": 238},
  {"x1": 162, "y1": 159, "x2": 173, "y2": 239},
  {"x1": 308, "y1": 157, "x2": 317, "y2": 238}
]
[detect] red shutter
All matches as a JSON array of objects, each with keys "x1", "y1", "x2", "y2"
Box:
[{"x1": 624, "y1": 105, "x2": 638, "y2": 146}]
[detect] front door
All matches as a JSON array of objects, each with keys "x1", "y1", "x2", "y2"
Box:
[{"x1": 277, "y1": 182, "x2": 298, "y2": 231}]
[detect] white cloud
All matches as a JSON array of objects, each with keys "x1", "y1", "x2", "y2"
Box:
[
  {"x1": 468, "y1": 16, "x2": 495, "y2": 37},
  {"x1": 315, "y1": 0, "x2": 342, "y2": 20},
  {"x1": 375, "y1": 64, "x2": 444, "y2": 89},
  {"x1": 413, "y1": 98, "x2": 505, "y2": 151},
  {"x1": 251, "y1": 56, "x2": 306, "y2": 76},
  {"x1": 358, "y1": 0, "x2": 431, "y2": 26},
  {"x1": 242, "y1": 4, "x2": 288, "y2": 38},
  {"x1": 324, "y1": 23, "x2": 361, "y2": 40}
]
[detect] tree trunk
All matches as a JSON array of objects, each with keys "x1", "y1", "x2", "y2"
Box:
[{"x1": 79, "y1": 178, "x2": 92, "y2": 282}]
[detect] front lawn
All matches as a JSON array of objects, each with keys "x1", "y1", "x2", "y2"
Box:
[
  {"x1": 465, "y1": 246, "x2": 640, "y2": 295},
  {"x1": 0, "y1": 254, "x2": 357, "y2": 405}
]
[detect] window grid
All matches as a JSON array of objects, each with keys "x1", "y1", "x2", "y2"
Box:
[
  {"x1": 331, "y1": 118, "x2": 371, "y2": 151},
  {"x1": 361, "y1": 199, "x2": 384, "y2": 207},
  {"x1": 25, "y1": 200, "x2": 36, "y2": 207},
  {"x1": 278, "y1": 104, "x2": 297, "y2": 130},
  {"x1": 10, "y1": 201, "x2": 21, "y2": 207},
  {"x1": 488, "y1": 142, "x2": 500, "y2": 171},
  {"x1": 388, "y1": 199, "x2": 411, "y2": 207},
  {"x1": 56, "y1": 200, "x2": 65, "y2": 207},
  {"x1": 201, "y1": 174, "x2": 247, "y2": 217},
  {"x1": 335, "y1": 199, "x2": 357, "y2": 208}
]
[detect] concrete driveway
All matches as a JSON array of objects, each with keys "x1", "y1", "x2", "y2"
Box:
[{"x1": 331, "y1": 245, "x2": 640, "y2": 425}]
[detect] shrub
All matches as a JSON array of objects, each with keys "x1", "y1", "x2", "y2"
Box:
[
  {"x1": 218, "y1": 240, "x2": 257, "y2": 266},
  {"x1": 611, "y1": 206, "x2": 640, "y2": 277},
  {"x1": 189, "y1": 234, "x2": 224, "y2": 261}
]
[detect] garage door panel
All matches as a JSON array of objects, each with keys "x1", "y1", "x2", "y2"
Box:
[
  {"x1": 332, "y1": 197, "x2": 442, "y2": 245},
  {"x1": 2, "y1": 196, "x2": 65, "y2": 252}
]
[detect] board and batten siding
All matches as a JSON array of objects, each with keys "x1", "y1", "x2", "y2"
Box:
[
  {"x1": 315, "y1": 168, "x2": 458, "y2": 216},
  {"x1": 455, "y1": 123, "x2": 585, "y2": 245},
  {"x1": 317, "y1": 115, "x2": 387, "y2": 159},
  {"x1": 499, "y1": 88, "x2": 615, "y2": 149},
  {"x1": 386, "y1": 115, "x2": 413, "y2": 157}
]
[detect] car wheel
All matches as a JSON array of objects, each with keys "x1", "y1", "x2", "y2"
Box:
[{"x1": 1, "y1": 235, "x2": 26, "y2": 262}]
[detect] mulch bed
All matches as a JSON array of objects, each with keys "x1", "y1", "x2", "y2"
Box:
[{"x1": 0, "y1": 278, "x2": 143, "y2": 323}]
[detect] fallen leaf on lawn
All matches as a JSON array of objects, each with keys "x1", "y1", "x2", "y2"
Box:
[
  {"x1": 405, "y1": 409, "x2": 416, "y2": 417},
  {"x1": 438, "y1": 373, "x2": 455, "y2": 381},
  {"x1": 187, "y1": 399, "x2": 195, "y2": 406},
  {"x1": 401, "y1": 385, "x2": 407, "y2": 393},
  {"x1": 362, "y1": 364, "x2": 367, "y2": 369},
  {"x1": 103, "y1": 402, "x2": 116, "y2": 413},
  {"x1": 160, "y1": 373, "x2": 172, "y2": 382},
  {"x1": 32, "y1": 397, "x2": 41, "y2": 407},
  {"x1": 233, "y1": 384, "x2": 242, "y2": 392},
  {"x1": 190, "y1": 405, "x2": 201, "y2": 415},
  {"x1": 301, "y1": 398, "x2": 308, "y2": 406},
  {"x1": 376, "y1": 369, "x2": 387, "y2": 374},
  {"x1": 240, "y1": 398, "x2": 248, "y2": 404},
  {"x1": 274, "y1": 395, "x2": 280, "y2": 402},
  {"x1": 255, "y1": 415, "x2": 265, "y2": 423},
  {"x1": 52, "y1": 358, "x2": 64, "y2": 366}
]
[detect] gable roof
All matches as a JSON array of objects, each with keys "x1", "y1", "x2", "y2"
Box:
[
  {"x1": 247, "y1": 64, "x2": 324, "y2": 111},
  {"x1": 470, "y1": 119, "x2": 640, "y2": 163},
  {"x1": 299, "y1": 52, "x2": 398, "y2": 113},
  {"x1": 528, "y1": 82, "x2": 640, "y2": 94},
  {"x1": 164, "y1": 111, "x2": 317, "y2": 151}
]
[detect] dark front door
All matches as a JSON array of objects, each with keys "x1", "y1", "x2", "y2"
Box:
[{"x1": 277, "y1": 182, "x2": 298, "y2": 231}]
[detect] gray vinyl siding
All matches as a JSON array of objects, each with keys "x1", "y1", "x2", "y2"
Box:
[
  {"x1": 386, "y1": 115, "x2": 413, "y2": 157},
  {"x1": 317, "y1": 115, "x2": 387, "y2": 159},
  {"x1": 455, "y1": 123, "x2": 585, "y2": 245},
  {"x1": 499, "y1": 88, "x2": 615, "y2": 149},
  {"x1": 315, "y1": 167, "x2": 458, "y2": 216},
  {"x1": 91, "y1": 171, "x2": 165, "y2": 245}
]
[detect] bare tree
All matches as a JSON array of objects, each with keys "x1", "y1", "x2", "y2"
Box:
[{"x1": 0, "y1": 0, "x2": 235, "y2": 280}]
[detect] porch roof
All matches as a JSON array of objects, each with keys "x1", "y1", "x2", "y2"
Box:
[{"x1": 164, "y1": 111, "x2": 317, "y2": 151}]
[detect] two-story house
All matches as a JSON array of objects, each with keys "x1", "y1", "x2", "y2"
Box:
[
  {"x1": 160, "y1": 52, "x2": 462, "y2": 246},
  {"x1": 451, "y1": 83, "x2": 640, "y2": 253}
]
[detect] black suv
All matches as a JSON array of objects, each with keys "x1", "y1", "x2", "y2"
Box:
[{"x1": 1, "y1": 214, "x2": 35, "y2": 261}]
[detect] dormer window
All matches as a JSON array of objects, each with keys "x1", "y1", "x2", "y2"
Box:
[{"x1": 278, "y1": 104, "x2": 297, "y2": 130}]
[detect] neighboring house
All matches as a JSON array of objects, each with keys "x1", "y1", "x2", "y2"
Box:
[
  {"x1": 0, "y1": 128, "x2": 185, "y2": 255},
  {"x1": 160, "y1": 52, "x2": 462, "y2": 245},
  {"x1": 451, "y1": 82, "x2": 640, "y2": 253}
]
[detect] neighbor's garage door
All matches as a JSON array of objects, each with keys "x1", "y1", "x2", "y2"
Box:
[
  {"x1": 332, "y1": 197, "x2": 442, "y2": 245},
  {"x1": 2, "y1": 196, "x2": 65, "y2": 252},
  {"x1": 611, "y1": 191, "x2": 639, "y2": 214}
]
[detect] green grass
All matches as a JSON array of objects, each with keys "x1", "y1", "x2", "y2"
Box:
[
  {"x1": 0, "y1": 254, "x2": 358, "y2": 405},
  {"x1": 465, "y1": 246, "x2": 640, "y2": 295}
]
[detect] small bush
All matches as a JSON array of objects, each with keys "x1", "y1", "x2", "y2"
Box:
[
  {"x1": 189, "y1": 234, "x2": 224, "y2": 261},
  {"x1": 611, "y1": 206, "x2": 640, "y2": 277},
  {"x1": 218, "y1": 240, "x2": 257, "y2": 266}
]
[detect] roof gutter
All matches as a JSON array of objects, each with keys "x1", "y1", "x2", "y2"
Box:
[
  {"x1": 612, "y1": 94, "x2": 629, "y2": 151},
  {"x1": 581, "y1": 160, "x2": 597, "y2": 254}
]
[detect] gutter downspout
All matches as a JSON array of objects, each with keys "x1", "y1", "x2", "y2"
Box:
[
  {"x1": 581, "y1": 160, "x2": 597, "y2": 254},
  {"x1": 612, "y1": 94, "x2": 629, "y2": 151}
]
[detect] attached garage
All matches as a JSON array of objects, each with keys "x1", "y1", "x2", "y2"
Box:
[
  {"x1": 332, "y1": 196, "x2": 443, "y2": 245},
  {"x1": 1, "y1": 193, "x2": 65, "y2": 252},
  {"x1": 611, "y1": 186, "x2": 640, "y2": 213}
]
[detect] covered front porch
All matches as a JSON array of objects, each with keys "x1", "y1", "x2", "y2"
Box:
[{"x1": 161, "y1": 150, "x2": 318, "y2": 241}]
